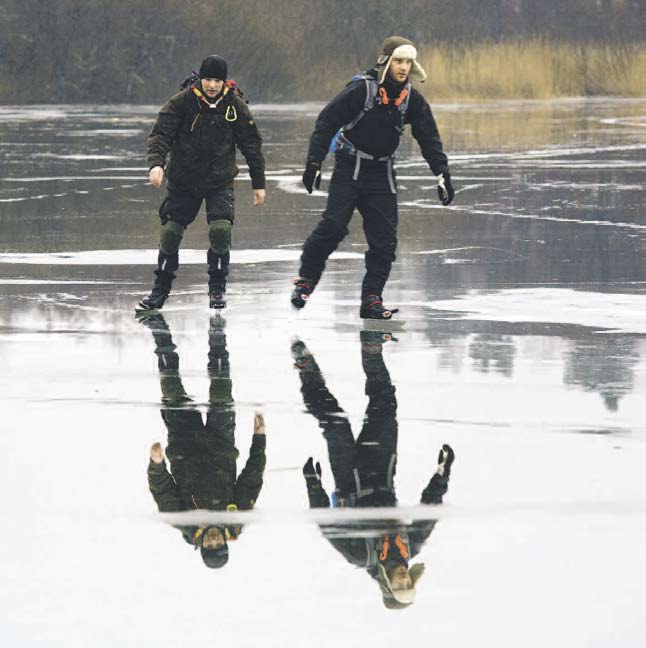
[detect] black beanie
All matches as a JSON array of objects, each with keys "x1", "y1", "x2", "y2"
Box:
[
  {"x1": 199, "y1": 55, "x2": 228, "y2": 80},
  {"x1": 200, "y1": 543, "x2": 229, "y2": 569}
]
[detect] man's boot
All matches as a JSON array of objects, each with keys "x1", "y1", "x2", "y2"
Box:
[
  {"x1": 359, "y1": 294, "x2": 399, "y2": 320},
  {"x1": 138, "y1": 270, "x2": 174, "y2": 312},
  {"x1": 291, "y1": 278, "x2": 316, "y2": 309},
  {"x1": 209, "y1": 283, "x2": 226, "y2": 309}
]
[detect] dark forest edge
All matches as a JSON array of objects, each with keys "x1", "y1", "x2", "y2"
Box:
[{"x1": 1, "y1": 0, "x2": 645, "y2": 103}]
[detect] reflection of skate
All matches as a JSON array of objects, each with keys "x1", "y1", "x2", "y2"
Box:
[
  {"x1": 209, "y1": 285, "x2": 226, "y2": 310},
  {"x1": 290, "y1": 337, "x2": 316, "y2": 370},
  {"x1": 135, "y1": 311, "x2": 168, "y2": 330},
  {"x1": 360, "y1": 330, "x2": 398, "y2": 354}
]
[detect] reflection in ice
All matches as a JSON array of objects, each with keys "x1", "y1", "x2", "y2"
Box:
[
  {"x1": 292, "y1": 332, "x2": 453, "y2": 609},
  {"x1": 142, "y1": 314, "x2": 266, "y2": 570}
]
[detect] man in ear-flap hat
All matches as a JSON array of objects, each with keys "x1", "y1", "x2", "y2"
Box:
[{"x1": 292, "y1": 36, "x2": 454, "y2": 320}]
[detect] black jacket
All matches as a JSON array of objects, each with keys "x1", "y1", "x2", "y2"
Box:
[
  {"x1": 147, "y1": 429, "x2": 266, "y2": 512},
  {"x1": 307, "y1": 68, "x2": 449, "y2": 175},
  {"x1": 147, "y1": 85, "x2": 265, "y2": 191},
  {"x1": 320, "y1": 521, "x2": 438, "y2": 574}
]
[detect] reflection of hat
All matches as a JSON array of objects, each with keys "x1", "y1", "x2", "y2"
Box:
[
  {"x1": 376, "y1": 36, "x2": 427, "y2": 85},
  {"x1": 200, "y1": 543, "x2": 229, "y2": 569},
  {"x1": 376, "y1": 563, "x2": 425, "y2": 609}
]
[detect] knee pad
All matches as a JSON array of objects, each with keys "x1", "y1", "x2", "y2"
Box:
[
  {"x1": 159, "y1": 220, "x2": 184, "y2": 255},
  {"x1": 209, "y1": 220, "x2": 232, "y2": 255}
]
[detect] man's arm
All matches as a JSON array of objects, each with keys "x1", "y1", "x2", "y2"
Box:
[
  {"x1": 421, "y1": 444, "x2": 454, "y2": 505},
  {"x1": 306, "y1": 80, "x2": 367, "y2": 165},
  {"x1": 147, "y1": 442, "x2": 183, "y2": 512},
  {"x1": 407, "y1": 89, "x2": 450, "y2": 176},
  {"x1": 234, "y1": 414, "x2": 267, "y2": 510},
  {"x1": 232, "y1": 99, "x2": 266, "y2": 194},
  {"x1": 146, "y1": 91, "x2": 186, "y2": 174}
]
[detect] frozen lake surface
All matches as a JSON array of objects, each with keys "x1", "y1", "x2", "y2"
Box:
[{"x1": 1, "y1": 99, "x2": 646, "y2": 646}]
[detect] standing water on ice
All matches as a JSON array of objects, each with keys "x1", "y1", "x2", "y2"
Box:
[{"x1": 1, "y1": 100, "x2": 645, "y2": 647}]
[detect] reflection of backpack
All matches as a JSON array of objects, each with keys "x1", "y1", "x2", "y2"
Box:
[
  {"x1": 180, "y1": 71, "x2": 249, "y2": 104},
  {"x1": 330, "y1": 72, "x2": 411, "y2": 154}
]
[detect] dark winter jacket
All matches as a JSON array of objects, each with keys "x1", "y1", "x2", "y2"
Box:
[
  {"x1": 320, "y1": 521, "x2": 438, "y2": 575},
  {"x1": 147, "y1": 85, "x2": 265, "y2": 191},
  {"x1": 307, "y1": 68, "x2": 449, "y2": 175},
  {"x1": 147, "y1": 425, "x2": 266, "y2": 513}
]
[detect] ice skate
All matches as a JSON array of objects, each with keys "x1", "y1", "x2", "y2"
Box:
[{"x1": 291, "y1": 278, "x2": 315, "y2": 310}]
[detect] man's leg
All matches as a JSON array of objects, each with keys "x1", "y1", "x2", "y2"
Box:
[
  {"x1": 139, "y1": 189, "x2": 202, "y2": 310},
  {"x1": 205, "y1": 188, "x2": 235, "y2": 309},
  {"x1": 354, "y1": 330, "x2": 398, "y2": 503},
  {"x1": 205, "y1": 315, "x2": 238, "y2": 481},
  {"x1": 357, "y1": 189, "x2": 399, "y2": 318},
  {"x1": 293, "y1": 158, "x2": 358, "y2": 308},
  {"x1": 291, "y1": 339, "x2": 356, "y2": 495}
]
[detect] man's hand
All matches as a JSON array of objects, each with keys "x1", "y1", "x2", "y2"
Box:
[
  {"x1": 302, "y1": 162, "x2": 322, "y2": 194},
  {"x1": 436, "y1": 444, "x2": 455, "y2": 478},
  {"x1": 253, "y1": 189, "x2": 266, "y2": 206},
  {"x1": 303, "y1": 457, "x2": 323, "y2": 481},
  {"x1": 149, "y1": 166, "x2": 164, "y2": 188},
  {"x1": 254, "y1": 412, "x2": 266, "y2": 435},
  {"x1": 150, "y1": 442, "x2": 165, "y2": 464},
  {"x1": 303, "y1": 457, "x2": 330, "y2": 507},
  {"x1": 437, "y1": 172, "x2": 455, "y2": 206}
]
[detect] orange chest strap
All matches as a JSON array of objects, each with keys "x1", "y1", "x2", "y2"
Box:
[
  {"x1": 379, "y1": 534, "x2": 409, "y2": 561},
  {"x1": 378, "y1": 87, "x2": 409, "y2": 107}
]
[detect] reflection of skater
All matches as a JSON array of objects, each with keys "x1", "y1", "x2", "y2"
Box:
[
  {"x1": 142, "y1": 314, "x2": 266, "y2": 569},
  {"x1": 291, "y1": 36, "x2": 454, "y2": 319},
  {"x1": 139, "y1": 54, "x2": 266, "y2": 312},
  {"x1": 292, "y1": 332, "x2": 454, "y2": 608}
]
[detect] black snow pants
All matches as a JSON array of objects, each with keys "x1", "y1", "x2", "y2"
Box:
[
  {"x1": 297, "y1": 339, "x2": 398, "y2": 505},
  {"x1": 299, "y1": 153, "x2": 398, "y2": 299},
  {"x1": 155, "y1": 185, "x2": 235, "y2": 289}
]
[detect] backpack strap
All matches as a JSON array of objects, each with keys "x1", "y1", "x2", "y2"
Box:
[{"x1": 343, "y1": 74, "x2": 379, "y2": 132}]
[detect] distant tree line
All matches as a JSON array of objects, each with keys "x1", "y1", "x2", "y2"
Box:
[{"x1": 1, "y1": 0, "x2": 644, "y2": 102}]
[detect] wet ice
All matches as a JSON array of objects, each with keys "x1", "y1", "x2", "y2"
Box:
[{"x1": 1, "y1": 99, "x2": 646, "y2": 647}]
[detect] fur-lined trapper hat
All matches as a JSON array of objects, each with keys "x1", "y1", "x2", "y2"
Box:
[
  {"x1": 376, "y1": 563, "x2": 426, "y2": 609},
  {"x1": 376, "y1": 36, "x2": 427, "y2": 84}
]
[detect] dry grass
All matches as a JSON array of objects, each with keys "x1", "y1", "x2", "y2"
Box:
[{"x1": 419, "y1": 40, "x2": 646, "y2": 100}]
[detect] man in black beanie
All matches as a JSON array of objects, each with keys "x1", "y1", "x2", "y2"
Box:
[
  {"x1": 139, "y1": 54, "x2": 266, "y2": 312},
  {"x1": 291, "y1": 36, "x2": 454, "y2": 320}
]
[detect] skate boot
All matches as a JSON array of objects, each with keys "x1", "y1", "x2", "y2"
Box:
[
  {"x1": 138, "y1": 283, "x2": 170, "y2": 312},
  {"x1": 291, "y1": 278, "x2": 315, "y2": 309},
  {"x1": 359, "y1": 294, "x2": 399, "y2": 320},
  {"x1": 209, "y1": 285, "x2": 226, "y2": 309},
  {"x1": 137, "y1": 267, "x2": 174, "y2": 313}
]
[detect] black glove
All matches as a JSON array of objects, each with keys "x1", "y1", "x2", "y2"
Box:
[
  {"x1": 421, "y1": 444, "x2": 455, "y2": 504},
  {"x1": 436, "y1": 443, "x2": 454, "y2": 479},
  {"x1": 437, "y1": 172, "x2": 455, "y2": 206},
  {"x1": 303, "y1": 457, "x2": 330, "y2": 508},
  {"x1": 302, "y1": 162, "x2": 322, "y2": 194}
]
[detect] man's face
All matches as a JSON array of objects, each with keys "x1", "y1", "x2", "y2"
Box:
[
  {"x1": 389, "y1": 564, "x2": 413, "y2": 590},
  {"x1": 387, "y1": 58, "x2": 413, "y2": 84},
  {"x1": 201, "y1": 77, "x2": 225, "y2": 98},
  {"x1": 202, "y1": 527, "x2": 225, "y2": 549}
]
